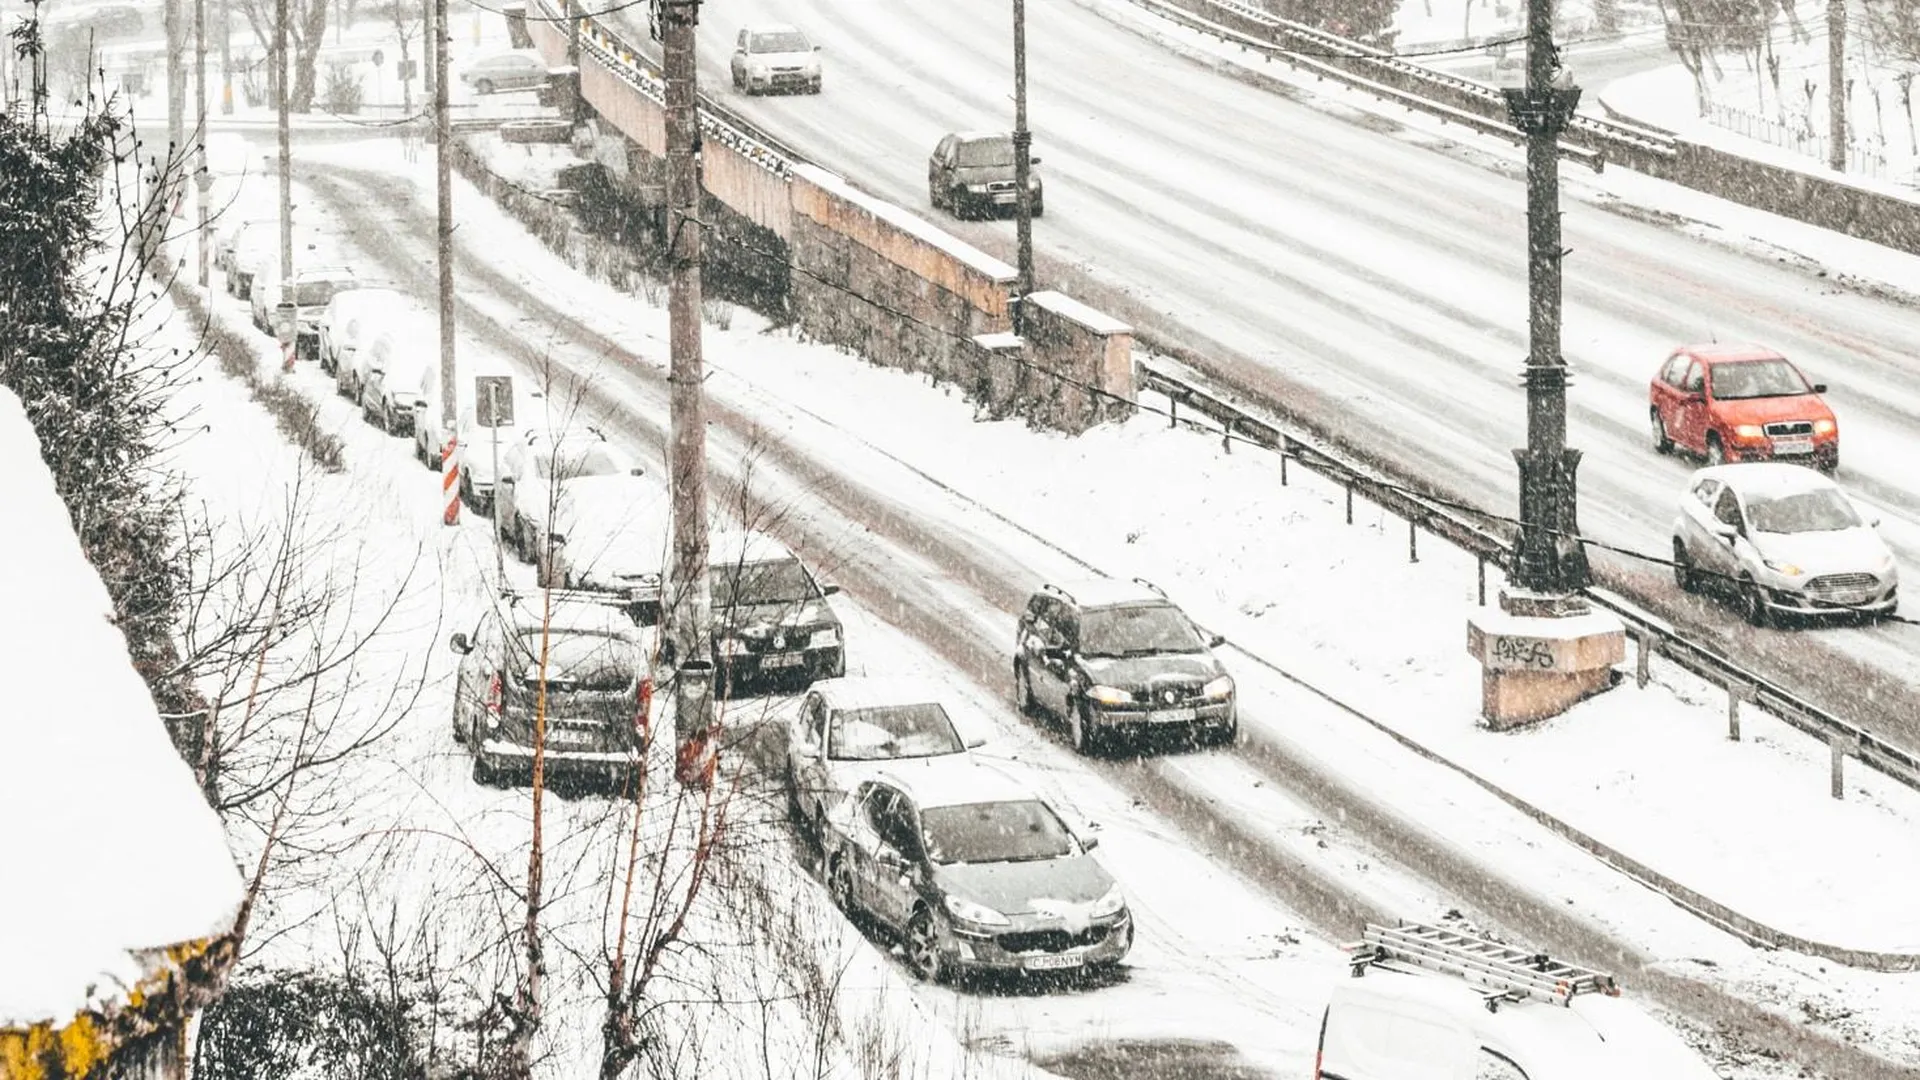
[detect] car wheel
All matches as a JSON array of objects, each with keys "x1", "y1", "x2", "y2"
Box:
[
  {"x1": 1031, "y1": 198, "x2": 1044, "y2": 219},
  {"x1": 1650, "y1": 408, "x2": 1672, "y2": 454},
  {"x1": 783, "y1": 768, "x2": 805, "y2": 825},
  {"x1": 426, "y1": 440, "x2": 443, "y2": 471},
  {"x1": 1738, "y1": 574, "x2": 1770, "y2": 627},
  {"x1": 1068, "y1": 698, "x2": 1098, "y2": 756},
  {"x1": 949, "y1": 188, "x2": 968, "y2": 219},
  {"x1": 1706, "y1": 432, "x2": 1727, "y2": 467},
  {"x1": 1671, "y1": 538, "x2": 1697, "y2": 592},
  {"x1": 828, "y1": 855, "x2": 859, "y2": 917},
  {"x1": 475, "y1": 77, "x2": 494, "y2": 95},
  {"x1": 904, "y1": 907, "x2": 950, "y2": 984},
  {"x1": 809, "y1": 78, "x2": 822, "y2": 94},
  {"x1": 471, "y1": 752, "x2": 498, "y2": 787},
  {"x1": 452, "y1": 705, "x2": 466, "y2": 745}
]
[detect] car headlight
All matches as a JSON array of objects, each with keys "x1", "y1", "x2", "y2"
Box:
[
  {"x1": 966, "y1": 183, "x2": 991, "y2": 193},
  {"x1": 749, "y1": 62, "x2": 770, "y2": 76},
  {"x1": 1733, "y1": 424, "x2": 1765, "y2": 439},
  {"x1": 717, "y1": 638, "x2": 750, "y2": 656},
  {"x1": 1088, "y1": 886, "x2": 1125, "y2": 920},
  {"x1": 1762, "y1": 558, "x2": 1804, "y2": 576},
  {"x1": 1203, "y1": 675, "x2": 1234, "y2": 701},
  {"x1": 1814, "y1": 418, "x2": 1836, "y2": 435},
  {"x1": 944, "y1": 895, "x2": 1010, "y2": 927},
  {"x1": 1086, "y1": 684, "x2": 1132, "y2": 706},
  {"x1": 808, "y1": 627, "x2": 840, "y2": 649}
]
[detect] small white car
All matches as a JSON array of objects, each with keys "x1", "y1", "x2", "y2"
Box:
[
  {"x1": 458, "y1": 50, "x2": 548, "y2": 95},
  {"x1": 1671, "y1": 462, "x2": 1898, "y2": 625},
  {"x1": 495, "y1": 429, "x2": 638, "y2": 566},
  {"x1": 319, "y1": 286, "x2": 407, "y2": 376},
  {"x1": 357, "y1": 325, "x2": 435, "y2": 435},
  {"x1": 785, "y1": 676, "x2": 985, "y2": 842},
  {"x1": 542, "y1": 473, "x2": 668, "y2": 590},
  {"x1": 729, "y1": 24, "x2": 822, "y2": 95}
]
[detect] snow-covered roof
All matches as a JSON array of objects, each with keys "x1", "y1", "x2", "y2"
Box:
[
  {"x1": 1677, "y1": 342, "x2": 1785, "y2": 362},
  {"x1": 506, "y1": 592, "x2": 644, "y2": 637},
  {"x1": 881, "y1": 758, "x2": 1034, "y2": 810},
  {"x1": 1695, "y1": 462, "x2": 1837, "y2": 499},
  {"x1": 810, "y1": 675, "x2": 950, "y2": 713},
  {"x1": 1045, "y1": 575, "x2": 1167, "y2": 610},
  {"x1": 0, "y1": 388, "x2": 242, "y2": 1030}
]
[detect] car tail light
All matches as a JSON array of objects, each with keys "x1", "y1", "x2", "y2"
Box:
[
  {"x1": 485, "y1": 672, "x2": 504, "y2": 716},
  {"x1": 636, "y1": 676, "x2": 653, "y2": 734}
]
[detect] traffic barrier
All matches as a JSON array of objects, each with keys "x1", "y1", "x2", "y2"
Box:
[{"x1": 442, "y1": 436, "x2": 460, "y2": 526}]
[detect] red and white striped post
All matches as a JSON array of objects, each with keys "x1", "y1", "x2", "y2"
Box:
[
  {"x1": 281, "y1": 339, "x2": 295, "y2": 374},
  {"x1": 442, "y1": 436, "x2": 460, "y2": 525}
]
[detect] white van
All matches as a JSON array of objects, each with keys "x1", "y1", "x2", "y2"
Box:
[
  {"x1": 358, "y1": 325, "x2": 435, "y2": 435},
  {"x1": 1315, "y1": 923, "x2": 1720, "y2": 1080}
]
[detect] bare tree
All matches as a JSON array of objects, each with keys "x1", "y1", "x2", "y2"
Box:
[{"x1": 1860, "y1": 0, "x2": 1920, "y2": 152}]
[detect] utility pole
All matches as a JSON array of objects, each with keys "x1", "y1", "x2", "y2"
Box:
[
  {"x1": 1011, "y1": 0, "x2": 1034, "y2": 334},
  {"x1": 435, "y1": 0, "x2": 456, "y2": 524},
  {"x1": 275, "y1": 0, "x2": 291, "y2": 283},
  {"x1": 1500, "y1": 0, "x2": 1587, "y2": 602},
  {"x1": 661, "y1": 0, "x2": 715, "y2": 788},
  {"x1": 1828, "y1": 0, "x2": 1846, "y2": 172},
  {"x1": 195, "y1": 0, "x2": 210, "y2": 289},
  {"x1": 422, "y1": 0, "x2": 435, "y2": 98},
  {"x1": 166, "y1": 0, "x2": 184, "y2": 160}
]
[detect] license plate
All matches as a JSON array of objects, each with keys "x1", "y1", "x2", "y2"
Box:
[
  {"x1": 1150, "y1": 707, "x2": 1197, "y2": 723},
  {"x1": 993, "y1": 193, "x2": 1017, "y2": 203},
  {"x1": 761, "y1": 652, "x2": 804, "y2": 669},
  {"x1": 548, "y1": 729, "x2": 595, "y2": 747},
  {"x1": 1772, "y1": 436, "x2": 1813, "y2": 455},
  {"x1": 1023, "y1": 952, "x2": 1084, "y2": 971}
]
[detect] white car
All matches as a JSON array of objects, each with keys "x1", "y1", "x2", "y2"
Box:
[
  {"x1": 1671, "y1": 462, "x2": 1898, "y2": 625},
  {"x1": 542, "y1": 473, "x2": 668, "y2": 590},
  {"x1": 458, "y1": 50, "x2": 547, "y2": 95},
  {"x1": 319, "y1": 286, "x2": 407, "y2": 376},
  {"x1": 337, "y1": 306, "x2": 428, "y2": 404},
  {"x1": 357, "y1": 326, "x2": 435, "y2": 435},
  {"x1": 412, "y1": 359, "x2": 520, "y2": 472},
  {"x1": 785, "y1": 676, "x2": 984, "y2": 843},
  {"x1": 494, "y1": 429, "x2": 638, "y2": 566},
  {"x1": 728, "y1": 24, "x2": 822, "y2": 95}
]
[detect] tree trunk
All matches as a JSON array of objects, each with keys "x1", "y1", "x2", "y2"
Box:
[{"x1": 291, "y1": 0, "x2": 328, "y2": 109}]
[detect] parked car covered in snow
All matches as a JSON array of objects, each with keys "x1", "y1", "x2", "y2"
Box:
[
  {"x1": 1670, "y1": 462, "x2": 1897, "y2": 625},
  {"x1": 319, "y1": 286, "x2": 408, "y2": 377},
  {"x1": 357, "y1": 326, "x2": 435, "y2": 435},
  {"x1": 457, "y1": 50, "x2": 548, "y2": 94},
  {"x1": 447, "y1": 590, "x2": 654, "y2": 790},
  {"x1": 495, "y1": 427, "x2": 638, "y2": 566},
  {"x1": 822, "y1": 760, "x2": 1131, "y2": 983},
  {"x1": 785, "y1": 676, "x2": 985, "y2": 843},
  {"x1": 540, "y1": 473, "x2": 668, "y2": 591}
]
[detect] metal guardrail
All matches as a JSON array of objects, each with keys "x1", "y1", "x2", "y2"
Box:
[
  {"x1": 1127, "y1": 0, "x2": 1676, "y2": 169},
  {"x1": 1136, "y1": 355, "x2": 1920, "y2": 797}
]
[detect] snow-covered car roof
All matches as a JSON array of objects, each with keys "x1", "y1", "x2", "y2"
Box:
[
  {"x1": 875, "y1": 758, "x2": 1034, "y2": 811},
  {"x1": 742, "y1": 21, "x2": 806, "y2": 37},
  {"x1": 1674, "y1": 342, "x2": 1787, "y2": 363},
  {"x1": 708, "y1": 526, "x2": 799, "y2": 568},
  {"x1": 808, "y1": 675, "x2": 949, "y2": 713},
  {"x1": 0, "y1": 389, "x2": 242, "y2": 1031},
  {"x1": 504, "y1": 593, "x2": 644, "y2": 638},
  {"x1": 1693, "y1": 462, "x2": 1838, "y2": 499}
]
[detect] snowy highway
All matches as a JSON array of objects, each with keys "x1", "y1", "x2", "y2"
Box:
[
  {"x1": 604, "y1": 0, "x2": 1920, "y2": 740},
  {"x1": 243, "y1": 139, "x2": 1919, "y2": 1076}
]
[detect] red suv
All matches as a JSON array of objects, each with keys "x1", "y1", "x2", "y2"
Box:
[{"x1": 1648, "y1": 344, "x2": 1838, "y2": 473}]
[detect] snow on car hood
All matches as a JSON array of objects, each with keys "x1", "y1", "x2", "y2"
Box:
[
  {"x1": 1752, "y1": 526, "x2": 1894, "y2": 577},
  {"x1": 746, "y1": 48, "x2": 818, "y2": 70},
  {"x1": 933, "y1": 854, "x2": 1112, "y2": 920},
  {"x1": 1076, "y1": 652, "x2": 1222, "y2": 687}
]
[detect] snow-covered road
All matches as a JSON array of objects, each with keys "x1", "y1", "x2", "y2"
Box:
[{"x1": 599, "y1": 0, "x2": 1920, "y2": 743}]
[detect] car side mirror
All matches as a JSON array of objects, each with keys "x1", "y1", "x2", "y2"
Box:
[
  {"x1": 630, "y1": 466, "x2": 645, "y2": 476},
  {"x1": 449, "y1": 631, "x2": 472, "y2": 654},
  {"x1": 1813, "y1": 382, "x2": 1829, "y2": 393},
  {"x1": 821, "y1": 583, "x2": 842, "y2": 596},
  {"x1": 813, "y1": 44, "x2": 823, "y2": 51},
  {"x1": 1207, "y1": 632, "x2": 1227, "y2": 648},
  {"x1": 1043, "y1": 646, "x2": 1069, "y2": 664},
  {"x1": 1029, "y1": 155, "x2": 1042, "y2": 165},
  {"x1": 963, "y1": 733, "x2": 987, "y2": 750}
]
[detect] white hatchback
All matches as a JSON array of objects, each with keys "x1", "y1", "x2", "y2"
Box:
[{"x1": 1671, "y1": 462, "x2": 1898, "y2": 625}]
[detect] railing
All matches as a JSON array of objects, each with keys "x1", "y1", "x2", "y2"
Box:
[
  {"x1": 1124, "y1": 0, "x2": 1677, "y2": 170},
  {"x1": 1136, "y1": 354, "x2": 1920, "y2": 799},
  {"x1": 1707, "y1": 102, "x2": 1893, "y2": 183}
]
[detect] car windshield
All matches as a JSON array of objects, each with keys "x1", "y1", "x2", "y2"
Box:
[
  {"x1": 921, "y1": 800, "x2": 1073, "y2": 865},
  {"x1": 508, "y1": 629, "x2": 636, "y2": 689},
  {"x1": 293, "y1": 279, "x2": 351, "y2": 307},
  {"x1": 750, "y1": 30, "x2": 809, "y2": 52},
  {"x1": 711, "y1": 557, "x2": 815, "y2": 607},
  {"x1": 1745, "y1": 489, "x2": 1862, "y2": 534},
  {"x1": 1079, "y1": 603, "x2": 1205, "y2": 658},
  {"x1": 534, "y1": 443, "x2": 622, "y2": 481},
  {"x1": 957, "y1": 138, "x2": 1014, "y2": 167},
  {"x1": 829, "y1": 704, "x2": 965, "y2": 761},
  {"x1": 1711, "y1": 359, "x2": 1811, "y2": 400}
]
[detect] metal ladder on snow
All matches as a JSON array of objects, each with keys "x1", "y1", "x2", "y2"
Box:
[{"x1": 1344, "y1": 922, "x2": 1620, "y2": 1012}]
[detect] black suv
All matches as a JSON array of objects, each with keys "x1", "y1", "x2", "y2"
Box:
[
  {"x1": 928, "y1": 131, "x2": 1043, "y2": 220},
  {"x1": 1013, "y1": 578, "x2": 1235, "y2": 753}
]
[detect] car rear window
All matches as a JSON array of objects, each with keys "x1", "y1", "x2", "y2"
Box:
[
  {"x1": 921, "y1": 799, "x2": 1072, "y2": 865},
  {"x1": 830, "y1": 704, "x2": 964, "y2": 761},
  {"x1": 509, "y1": 630, "x2": 636, "y2": 689}
]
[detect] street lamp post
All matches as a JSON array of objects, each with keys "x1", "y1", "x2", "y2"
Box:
[
  {"x1": 1500, "y1": 0, "x2": 1588, "y2": 607},
  {"x1": 1011, "y1": 0, "x2": 1035, "y2": 334}
]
